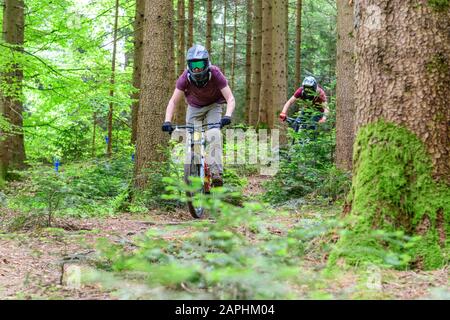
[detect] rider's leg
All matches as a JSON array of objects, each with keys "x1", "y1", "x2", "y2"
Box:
[
  {"x1": 186, "y1": 105, "x2": 209, "y2": 165},
  {"x1": 204, "y1": 104, "x2": 224, "y2": 186}
]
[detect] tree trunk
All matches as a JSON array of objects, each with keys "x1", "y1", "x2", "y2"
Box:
[
  {"x1": 135, "y1": 0, "x2": 174, "y2": 189},
  {"x1": 294, "y1": 0, "x2": 302, "y2": 87},
  {"x1": 335, "y1": 0, "x2": 355, "y2": 171},
  {"x1": 222, "y1": 0, "x2": 227, "y2": 73},
  {"x1": 131, "y1": 0, "x2": 145, "y2": 146},
  {"x1": 0, "y1": 0, "x2": 26, "y2": 186},
  {"x1": 206, "y1": 0, "x2": 212, "y2": 54},
  {"x1": 258, "y1": 0, "x2": 273, "y2": 128},
  {"x1": 107, "y1": 0, "x2": 120, "y2": 157},
  {"x1": 92, "y1": 112, "x2": 97, "y2": 157},
  {"x1": 248, "y1": 0, "x2": 262, "y2": 127},
  {"x1": 285, "y1": 0, "x2": 289, "y2": 85},
  {"x1": 244, "y1": 0, "x2": 253, "y2": 123},
  {"x1": 230, "y1": 0, "x2": 238, "y2": 90},
  {"x1": 273, "y1": 0, "x2": 288, "y2": 142},
  {"x1": 329, "y1": 0, "x2": 450, "y2": 270},
  {"x1": 187, "y1": 0, "x2": 194, "y2": 49},
  {"x1": 174, "y1": 0, "x2": 186, "y2": 124}
]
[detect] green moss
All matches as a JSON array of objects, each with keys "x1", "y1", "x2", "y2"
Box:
[
  {"x1": 426, "y1": 53, "x2": 449, "y2": 74},
  {"x1": 428, "y1": 0, "x2": 450, "y2": 12},
  {"x1": 329, "y1": 121, "x2": 449, "y2": 270}
]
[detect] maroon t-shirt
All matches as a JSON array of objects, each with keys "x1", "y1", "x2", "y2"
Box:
[
  {"x1": 293, "y1": 86, "x2": 327, "y2": 112},
  {"x1": 176, "y1": 65, "x2": 228, "y2": 108}
]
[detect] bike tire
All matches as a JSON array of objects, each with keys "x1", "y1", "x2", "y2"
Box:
[{"x1": 184, "y1": 162, "x2": 206, "y2": 219}]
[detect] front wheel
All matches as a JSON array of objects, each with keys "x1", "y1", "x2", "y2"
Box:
[{"x1": 184, "y1": 162, "x2": 206, "y2": 219}]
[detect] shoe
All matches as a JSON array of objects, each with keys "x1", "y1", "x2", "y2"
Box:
[{"x1": 211, "y1": 173, "x2": 223, "y2": 187}]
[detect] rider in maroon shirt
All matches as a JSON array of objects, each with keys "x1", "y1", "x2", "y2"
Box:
[{"x1": 279, "y1": 76, "x2": 329, "y2": 124}]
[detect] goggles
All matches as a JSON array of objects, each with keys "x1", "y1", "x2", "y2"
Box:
[{"x1": 188, "y1": 60, "x2": 208, "y2": 72}]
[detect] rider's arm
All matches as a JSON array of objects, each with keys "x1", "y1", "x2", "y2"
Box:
[
  {"x1": 164, "y1": 88, "x2": 184, "y2": 122},
  {"x1": 220, "y1": 85, "x2": 235, "y2": 117},
  {"x1": 281, "y1": 95, "x2": 297, "y2": 115}
]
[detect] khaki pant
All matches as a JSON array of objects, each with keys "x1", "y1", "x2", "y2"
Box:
[{"x1": 186, "y1": 104, "x2": 223, "y2": 175}]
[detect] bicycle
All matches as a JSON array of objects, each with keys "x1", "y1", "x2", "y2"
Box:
[{"x1": 168, "y1": 122, "x2": 227, "y2": 219}]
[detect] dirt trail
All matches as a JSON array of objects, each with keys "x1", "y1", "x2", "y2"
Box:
[{"x1": 0, "y1": 176, "x2": 448, "y2": 300}]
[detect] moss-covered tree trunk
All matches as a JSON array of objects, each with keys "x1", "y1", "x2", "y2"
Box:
[
  {"x1": 330, "y1": 0, "x2": 450, "y2": 270},
  {"x1": 335, "y1": 0, "x2": 355, "y2": 171},
  {"x1": 131, "y1": 0, "x2": 145, "y2": 145},
  {"x1": 134, "y1": 0, "x2": 173, "y2": 189},
  {"x1": 0, "y1": 0, "x2": 26, "y2": 187}
]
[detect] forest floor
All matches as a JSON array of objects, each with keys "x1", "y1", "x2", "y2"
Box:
[{"x1": 0, "y1": 175, "x2": 448, "y2": 300}]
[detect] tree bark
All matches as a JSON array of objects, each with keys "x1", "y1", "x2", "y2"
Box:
[
  {"x1": 107, "y1": 0, "x2": 120, "y2": 157},
  {"x1": 0, "y1": 0, "x2": 26, "y2": 185},
  {"x1": 187, "y1": 0, "x2": 194, "y2": 49},
  {"x1": 206, "y1": 0, "x2": 213, "y2": 54},
  {"x1": 222, "y1": 0, "x2": 227, "y2": 73},
  {"x1": 174, "y1": 0, "x2": 186, "y2": 124},
  {"x1": 244, "y1": 0, "x2": 253, "y2": 123},
  {"x1": 135, "y1": 0, "x2": 174, "y2": 189},
  {"x1": 294, "y1": 0, "x2": 302, "y2": 87},
  {"x1": 248, "y1": 0, "x2": 262, "y2": 127},
  {"x1": 230, "y1": 0, "x2": 238, "y2": 90},
  {"x1": 272, "y1": 0, "x2": 287, "y2": 109},
  {"x1": 131, "y1": 0, "x2": 145, "y2": 146},
  {"x1": 330, "y1": 0, "x2": 450, "y2": 270},
  {"x1": 354, "y1": 0, "x2": 450, "y2": 181},
  {"x1": 335, "y1": 0, "x2": 355, "y2": 171},
  {"x1": 258, "y1": 0, "x2": 273, "y2": 128},
  {"x1": 273, "y1": 0, "x2": 288, "y2": 142},
  {"x1": 285, "y1": 0, "x2": 289, "y2": 85}
]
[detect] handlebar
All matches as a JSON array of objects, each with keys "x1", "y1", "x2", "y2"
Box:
[{"x1": 165, "y1": 122, "x2": 227, "y2": 134}]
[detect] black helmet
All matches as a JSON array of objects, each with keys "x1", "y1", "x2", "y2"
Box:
[
  {"x1": 187, "y1": 44, "x2": 211, "y2": 87},
  {"x1": 302, "y1": 76, "x2": 318, "y2": 100}
]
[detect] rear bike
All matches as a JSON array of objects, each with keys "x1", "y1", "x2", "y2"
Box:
[{"x1": 170, "y1": 122, "x2": 224, "y2": 219}]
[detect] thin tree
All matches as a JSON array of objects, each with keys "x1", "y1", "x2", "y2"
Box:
[
  {"x1": 272, "y1": 0, "x2": 288, "y2": 142},
  {"x1": 330, "y1": 0, "x2": 450, "y2": 270},
  {"x1": 294, "y1": 0, "x2": 302, "y2": 86},
  {"x1": 206, "y1": 0, "x2": 213, "y2": 53},
  {"x1": 258, "y1": 0, "x2": 273, "y2": 128},
  {"x1": 222, "y1": 0, "x2": 227, "y2": 73},
  {"x1": 175, "y1": 0, "x2": 186, "y2": 123},
  {"x1": 285, "y1": 0, "x2": 289, "y2": 85},
  {"x1": 107, "y1": 0, "x2": 120, "y2": 157},
  {"x1": 135, "y1": 0, "x2": 174, "y2": 189},
  {"x1": 335, "y1": 0, "x2": 355, "y2": 171},
  {"x1": 230, "y1": 0, "x2": 238, "y2": 90},
  {"x1": 131, "y1": 0, "x2": 145, "y2": 145},
  {"x1": 0, "y1": 0, "x2": 26, "y2": 186},
  {"x1": 248, "y1": 0, "x2": 262, "y2": 127},
  {"x1": 244, "y1": 0, "x2": 253, "y2": 123},
  {"x1": 187, "y1": 0, "x2": 194, "y2": 49}
]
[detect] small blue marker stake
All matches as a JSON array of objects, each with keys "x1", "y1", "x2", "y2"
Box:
[
  {"x1": 105, "y1": 136, "x2": 109, "y2": 144},
  {"x1": 131, "y1": 153, "x2": 135, "y2": 162},
  {"x1": 54, "y1": 158, "x2": 60, "y2": 173}
]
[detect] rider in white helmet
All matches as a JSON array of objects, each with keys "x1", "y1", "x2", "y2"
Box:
[{"x1": 279, "y1": 76, "x2": 329, "y2": 129}]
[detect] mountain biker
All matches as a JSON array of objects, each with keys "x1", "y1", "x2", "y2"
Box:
[
  {"x1": 161, "y1": 44, "x2": 235, "y2": 187},
  {"x1": 279, "y1": 76, "x2": 329, "y2": 131}
]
